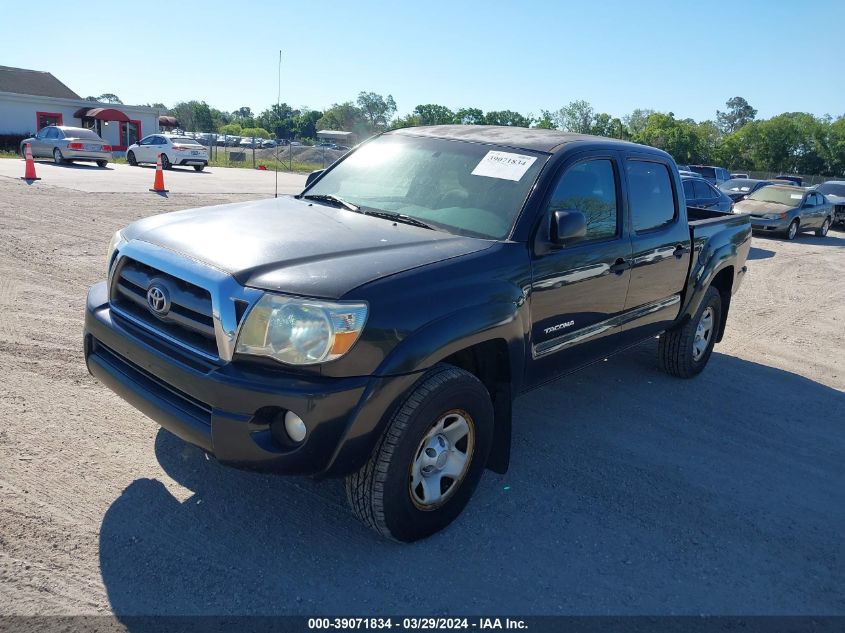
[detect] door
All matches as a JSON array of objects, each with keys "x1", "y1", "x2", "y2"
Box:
[
  {"x1": 44, "y1": 127, "x2": 61, "y2": 157},
  {"x1": 682, "y1": 179, "x2": 698, "y2": 208},
  {"x1": 801, "y1": 192, "x2": 824, "y2": 227},
  {"x1": 527, "y1": 154, "x2": 633, "y2": 385},
  {"x1": 30, "y1": 127, "x2": 50, "y2": 156},
  {"x1": 620, "y1": 157, "x2": 692, "y2": 340},
  {"x1": 693, "y1": 179, "x2": 716, "y2": 209},
  {"x1": 135, "y1": 136, "x2": 156, "y2": 162}
]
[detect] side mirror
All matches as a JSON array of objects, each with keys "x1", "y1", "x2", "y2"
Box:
[
  {"x1": 551, "y1": 210, "x2": 587, "y2": 244},
  {"x1": 305, "y1": 169, "x2": 324, "y2": 188}
]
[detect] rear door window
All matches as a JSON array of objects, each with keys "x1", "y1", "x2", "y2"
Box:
[
  {"x1": 682, "y1": 180, "x2": 695, "y2": 200},
  {"x1": 626, "y1": 160, "x2": 677, "y2": 232}
]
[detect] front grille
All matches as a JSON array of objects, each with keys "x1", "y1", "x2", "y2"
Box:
[{"x1": 110, "y1": 257, "x2": 218, "y2": 358}]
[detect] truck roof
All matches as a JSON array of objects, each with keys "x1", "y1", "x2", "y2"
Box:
[{"x1": 389, "y1": 125, "x2": 649, "y2": 154}]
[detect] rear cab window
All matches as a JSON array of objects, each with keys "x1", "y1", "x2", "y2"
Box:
[{"x1": 626, "y1": 160, "x2": 677, "y2": 232}]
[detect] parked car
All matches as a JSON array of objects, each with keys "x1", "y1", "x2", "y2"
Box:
[
  {"x1": 769, "y1": 179, "x2": 800, "y2": 187},
  {"x1": 84, "y1": 126, "x2": 751, "y2": 542},
  {"x1": 687, "y1": 165, "x2": 732, "y2": 185},
  {"x1": 682, "y1": 174, "x2": 733, "y2": 212},
  {"x1": 239, "y1": 137, "x2": 263, "y2": 149},
  {"x1": 730, "y1": 173, "x2": 749, "y2": 179},
  {"x1": 812, "y1": 181, "x2": 845, "y2": 226},
  {"x1": 126, "y1": 134, "x2": 209, "y2": 171},
  {"x1": 733, "y1": 185, "x2": 833, "y2": 239},
  {"x1": 261, "y1": 139, "x2": 277, "y2": 149},
  {"x1": 775, "y1": 174, "x2": 803, "y2": 186},
  {"x1": 20, "y1": 126, "x2": 112, "y2": 168},
  {"x1": 718, "y1": 178, "x2": 773, "y2": 202}
]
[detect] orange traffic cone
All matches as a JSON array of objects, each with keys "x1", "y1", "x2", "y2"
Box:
[
  {"x1": 149, "y1": 153, "x2": 169, "y2": 193},
  {"x1": 21, "y1": 143, "x2": 40, "y2": 181}
]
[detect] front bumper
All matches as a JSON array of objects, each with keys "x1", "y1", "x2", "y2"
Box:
[
  {"x1": 83, "y1": 281, "x2": 415, "y2": 476},
  {"x1": 750, "y1": 217, "x2": 790, "y2": 233}
]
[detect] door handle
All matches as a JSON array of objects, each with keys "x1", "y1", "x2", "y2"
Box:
[
  {"x1": 609, "y1": 258, "x2": 629, "y2": 275},
  {"x1": 673, "y1": 244, "x2": 691, "y2": 258}
]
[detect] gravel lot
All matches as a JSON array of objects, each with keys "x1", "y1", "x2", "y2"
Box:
[{"x1": 0, "y1": 173, "x2": 843, "y2": 617}]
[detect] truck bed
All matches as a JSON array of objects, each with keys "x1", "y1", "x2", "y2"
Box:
[{"x1": 686, "y1": 206, "x2": 752, "y2": 285}]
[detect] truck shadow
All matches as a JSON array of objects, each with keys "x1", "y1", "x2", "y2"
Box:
[
  {"x1": 98, "y1": 343, "x2": 845, "y2": 617},
  {"x1": 747, "y1": 246, "x2": 775, "y2": 260}
]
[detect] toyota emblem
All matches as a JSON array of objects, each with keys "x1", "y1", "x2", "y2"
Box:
[{"x1": 146, "y1": 284, "x2": 170, "y2": 316}]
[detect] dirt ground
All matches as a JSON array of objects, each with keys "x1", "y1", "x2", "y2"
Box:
[{"x1": 0, "y1": 175, "x2": 843, "y2": 618}]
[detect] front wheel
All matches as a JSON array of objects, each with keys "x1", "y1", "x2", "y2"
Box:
[
  {"x1": 815, "y1": 218, "x2": 830, "y2": 237},
  {"x1": 786, "y1": 219, "x2": 799, "y2": 240},
  {"x1": 658, "y1": 286, "x2": 722, "y2": 379},
  {"x1": 345, "y1": 365, "x2": 494, "y2": 542},
  {"x1": 127, "y1": 151, "x2": 137, "y2": 166}
]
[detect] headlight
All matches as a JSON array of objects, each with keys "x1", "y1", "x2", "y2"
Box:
[
  {"x1": 107, "y1": 229, "x2": 125, "y2": 266},
  {"x1": 761, "y1": 212, "x2": 786, "y2": 220},
  {"x1": 235, "y1": 294, "x2": 368, "y2": 365}
]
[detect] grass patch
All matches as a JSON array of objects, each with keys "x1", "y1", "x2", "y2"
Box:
[{"x1": 0, "y1": 150, "x2": 20, "y2": 159}]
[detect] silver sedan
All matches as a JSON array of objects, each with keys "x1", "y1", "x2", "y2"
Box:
[{"x1": 20, "y1": 126, "x2": 113, "y2": 167}]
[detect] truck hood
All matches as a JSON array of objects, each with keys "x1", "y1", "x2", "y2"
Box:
[
  {"x1": 124, "y1": 196, "x2": 493, "y2": 299},
  {"x1": 733, "y1": 199, "x2": 796, "y2": 216}
]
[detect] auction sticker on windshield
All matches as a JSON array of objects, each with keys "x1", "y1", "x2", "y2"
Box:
[{"x1": 471, "y1": 151, "x2": 537, "y2": 181}]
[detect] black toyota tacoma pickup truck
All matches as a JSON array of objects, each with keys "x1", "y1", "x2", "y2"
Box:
[{"x1": 84, "y1": 126, "x2": 751, "y2": 541}]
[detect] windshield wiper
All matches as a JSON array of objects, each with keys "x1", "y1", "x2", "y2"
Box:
[
  {"x1": 301, "y1": 194, "x2": 360, "y2": 212},
  {"x1": 362, "y1": 209, "x2": 436, "y2": 230}
]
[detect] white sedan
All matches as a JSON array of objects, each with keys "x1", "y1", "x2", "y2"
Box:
[{"x1": 126, "y1": 134, "x2": 209, "y2": 171}]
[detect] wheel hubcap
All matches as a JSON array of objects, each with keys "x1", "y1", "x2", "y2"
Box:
[
  {"x1": 822, "y1": 220, "x2": 829, "y2": 235},
  {"x1": 692, "y1": 306, "x2": 714, "y2": 362},
  {"x1": 789, "y1": 223, "x2": 797, "y2": 239},
  {"x1": 410, "y1": 410, "x2": 474, "y2": 510}
]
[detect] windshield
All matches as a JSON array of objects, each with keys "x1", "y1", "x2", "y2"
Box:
[
  {"x1": 747, "y1": 186, "x2": 804, "y2": 206},
  {"x1": 816, "y1": 182, "x2": 845, "y2": 197},
  {"x1": 304, "y1": 135, "x2": 548, "y2": 239},
  {"x1": 720, "y1": 179, "x2": 760, "y2": 193}
]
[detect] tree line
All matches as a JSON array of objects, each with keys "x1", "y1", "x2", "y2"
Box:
[{"x1": 142, "y1": 94, "x2": 845, "y2": 176}]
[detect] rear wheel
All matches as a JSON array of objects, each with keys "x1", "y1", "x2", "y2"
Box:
[
  {"x1": 127, "y1": 151, "x2": 137, "y2": 166},
  {"x1": 193, "y1": 164, "x2": 205, "y2": 172},
  {"x1": 345, "y1": 365, "x2": 494, "y2": 542},
  {"x1": 786, "y1": 219, "x2": 799, "y2": 240},
  {"x1": 53, "y1": 148, "x2": 65, "y2": 165},
  {"x1": 815, "y1": 218, "x2": 830, "y2": 237},
  {"x1": 658, "y1": 286, "x2": 722, "y2": 379},
  {"x1": 160, "y1": 154, "x2": 172, "y2": 170}
]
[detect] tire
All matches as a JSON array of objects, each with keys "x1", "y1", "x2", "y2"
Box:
[
  {"x1": 193, "y1": 164, "x2": 205, "y2": 172},
  {"x1": 53, "y1": 148, "x2": 65, "y2": 165},
  {"x1": 658, "y1": 286, "x2": 722, "y2": 379},
  {"x1": 345, "y1": 364, "x2": 494, "y2": 542},
  {"x1": 97, "y1": 161, "x2": 108, "y2": 168},
  {"x1": 160, "y1": 154, "x2": 172, "y2": 170},
  {"x1": 127, "y1": 151, "x2": 137, "y2": 166},
  {"x1": 786, "y1": 219, "x2": 799, "y2": 240},
  {"x1": 815, "y1": 218, "x2": 830, "y2": 237}
]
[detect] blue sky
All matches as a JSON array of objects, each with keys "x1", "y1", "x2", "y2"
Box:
[{"x1": 5, "y1": 0, "x2": 844, "y2": 122}]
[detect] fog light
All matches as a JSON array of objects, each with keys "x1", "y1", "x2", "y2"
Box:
[{"x1": 284, "y1": 411, "x2": 307, "y2": 443}]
